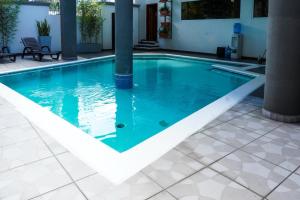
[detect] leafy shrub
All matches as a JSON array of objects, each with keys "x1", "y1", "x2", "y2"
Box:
[
  {"x1": 0, "y1": 0, "x2": 20, "y2": 47},
  {"x1": 77, "y1": 0, "x2": 104, "y2": 44},
  {"x1": 36, "y1": 19, "x2": 51, "y2": 36}
]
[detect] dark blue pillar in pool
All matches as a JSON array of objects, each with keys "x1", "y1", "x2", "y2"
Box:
[
  {"x1": 60, "y1": 0, "x2": 77, "y2": 60},
  {"x1": 114, "y1": 0, "x2": 133, "y2": 89}
]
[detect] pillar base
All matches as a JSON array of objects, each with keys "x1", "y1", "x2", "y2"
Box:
[
  {"x1": 262, "y1": 109, "x2": 300, "y2": 123},
  {"x1": 114, "y1": 74, "x2": 133, "y2": 89}
]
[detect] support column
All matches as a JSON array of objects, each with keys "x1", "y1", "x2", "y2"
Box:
[
  {"x1": 60, "y1": 0, "x2": 77, "y2": 60},
  {"x1": 114, "y1": 0, "x2": 133, "y2": 89},
  {"x1": 263, "y1": 0, "x2": 300, "y2": 122}
]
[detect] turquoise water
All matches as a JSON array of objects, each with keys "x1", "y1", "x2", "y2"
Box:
[{"x1": 0, "y1": 57, "x2": 252, "y2": 152}]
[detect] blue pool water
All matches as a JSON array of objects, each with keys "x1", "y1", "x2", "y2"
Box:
[{"x1": 0, "y1": 57, "x2": 252, "y2": 152}]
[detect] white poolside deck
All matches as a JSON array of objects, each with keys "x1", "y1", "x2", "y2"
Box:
[{"x1": 0, "y1": 58, "x2": 300, "y2": 200}]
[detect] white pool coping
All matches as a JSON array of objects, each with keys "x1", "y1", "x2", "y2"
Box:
[{"x1": 0, "y1": 54, "x2": 265, "y2": 185}]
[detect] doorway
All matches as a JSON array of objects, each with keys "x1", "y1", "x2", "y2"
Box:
[{"x1": 146, "y1": 4, "x2": 158, "y2": 41}]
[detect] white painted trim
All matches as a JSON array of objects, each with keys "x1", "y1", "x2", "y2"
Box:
[
  {"x1": 211, "y1": 64, "x2": 261, "y2": 77},
  {"x1": 0, "y1": 55, "x2": 115, "y2": 76},
  {"x1": 0, "y1": 54, "x2": 265, "y2": 185},
  {"x1": 134, "y1": 53, "x2": 260, "y2": 67}
]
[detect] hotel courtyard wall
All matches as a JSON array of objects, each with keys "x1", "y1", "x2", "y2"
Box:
[
  {"x1": 9, "y1": 3, "x2": 140, "y2": 52},
  {"x1": 137, "y1": 0, "x2": 267, "y2": 58}
]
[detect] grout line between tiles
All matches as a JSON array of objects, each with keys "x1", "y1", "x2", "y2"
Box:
[
  {"x1": 174, "y1": 112, "x2": 290, "y2": 198},
  {"x1": 0, "y1": 155, "x2": 54, "y2": 175},
  {"x1": 3, "y1": 97, "x2": 290, "y2": 200},
  {"x1": 27, "y1": 119, "x2": 90, "y2": 200},
  {"x1": 26, "y1": 172, "x2": 96, "y2": 200},
  {"x1": 0, "y1": 136, "x2": 40, "y2": 149},
  {"x1": 263, "y1": 165, "x2": 300, "y2": 199},
  {"x1": 208, "y1": 166, "x2": 264, "y2": 198},
  {"x1": 27, "y1": 182, "x2": 74, "y2": 200},
  {"x1": 202, "y1": 121, "x2": 292, "y2": 173},
  {"x1": 146, "y1": 127, "x2": 268, "y2": 199}
]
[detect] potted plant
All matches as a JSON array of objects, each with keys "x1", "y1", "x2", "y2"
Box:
[
  {"x1": 77, "y1": 0, "x2": 104, "y2": 53},
  {"x1": 0, "y1": 0, "x2": 20, "y2": 50},
  {"x1": 36, "y1": 19, "x2": 51, "y2": 48},
  {"x1": 159, "y1": 26, "x2": 169, "y2": 38},
  {"x1": 160, "y1": 4, "x2": 170, "y2": 16}
]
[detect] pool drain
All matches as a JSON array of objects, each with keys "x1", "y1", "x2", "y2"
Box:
[
  {"x1": 159, "y1": 120, "x2": 169, "y2": 127},
  {"x1": 116, "y1": 123, "x2": 125, "y2": 129}
]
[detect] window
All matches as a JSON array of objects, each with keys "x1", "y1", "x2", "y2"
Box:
[
  {"x1": 181, "y1": 0, "x2": 241, "y2": 20},
  {"x1": 254, "y1": 0, "x2": 268, "y2": 17}
]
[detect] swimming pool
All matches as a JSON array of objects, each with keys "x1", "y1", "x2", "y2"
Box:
[{"x1": 0, "y1": 54, "x2": 264, "y2": 183}]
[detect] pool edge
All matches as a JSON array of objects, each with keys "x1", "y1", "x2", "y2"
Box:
[{"x1": 0, "y1": 54, "x2": 265, "y2": 184}]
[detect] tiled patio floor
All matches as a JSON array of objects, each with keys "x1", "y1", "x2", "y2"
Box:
[
  {"x1": 1, "y1": 56, "x2": 299, "y2": 200},
  {"x1": 0, "y1": 57, "x2": 64, "y2": 73}
]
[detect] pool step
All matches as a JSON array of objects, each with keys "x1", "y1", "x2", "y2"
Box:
[
  {"x1": 140, "y1": 40, "x2": 158, "y2": 45},
  {"x1": 134, "y1": 40, "x2": 160, "y2": 50}
]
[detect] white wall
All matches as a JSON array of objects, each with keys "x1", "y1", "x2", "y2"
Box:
[
  {"x1": 101, "y1": 5, "x2": 140, "y2": 50},
  {"x1": 9, "y1": 1, "x2": 265, "y2": 57},
  {"x1": 137, "y1": 0, "x2": 267, "y2": 58},
  {"x1": 9, "y1": 4, "x2": 140, "y2": 53},
  {"x1": 10, "y1": 5, "x2": 61, "y2": 52},
  {"x1": 46, "y1": 14, "x2": 61, "y2": 51}
]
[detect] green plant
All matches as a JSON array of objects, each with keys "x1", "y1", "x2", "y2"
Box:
[
  {"x1": 77, "y1": 0, "x2": 104, "y2": 44},
  {"x1": 36, "y1": 19, "x2": 51, "y2": 36},
  {"x1": 0, "y1": 0, "x2": 20, "y2": 47},
  {"x1": 159, "y1": 26, "x2": 168, "y2": 34},
  {"x1": 49, "y1": 0, "x2": 60, "y2": 14}
]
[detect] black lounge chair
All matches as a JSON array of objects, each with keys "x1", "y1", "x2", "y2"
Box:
[
  {"x1": 0, "y1": 47, "x2": 17, "y2": 62},
  {"x1": 21, "y1": 37, "x2": 61, "y2": 61}
]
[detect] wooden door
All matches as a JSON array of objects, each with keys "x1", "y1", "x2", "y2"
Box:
[{"x1": 146, "y1": 4, "x2": 158, "y2": 41}]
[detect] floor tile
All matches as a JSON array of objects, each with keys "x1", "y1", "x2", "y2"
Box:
[
  {"x1": 0, "y1": 97, "x2": 7, "y2": 105},
  {"x1": 143, "y1": 149, "x2": 204, "y2": 188},
  {"x1": 229, "y1": 115, "x2": 281, "y2": 135},
  {"x1": 167, "y1": 168, "x2": 261, "y2": 200},
  {"x1": 248, "y1": 109, "x2": 266, "y2": 120},
  {"x1": 203, "y1": 123, "x2": 260, "y2": 148},
  {"x1": 282, "y1": 123, "x2": 300, "y2": 131},
  {"x1": 242, "y1": 97, "x2": 264, "y2": 107},
  {"x1": 265, "y1": 125, "x2": 300, "y2": 147},
  {"x1": 211, "y1": 150, "x2": 290, "y2": 196},
  {"x1": 0, "y1": 124, "x2": 39, "y2": 147},
  {"x1": 0, "y1": 157, "x2": 72, "y2": 200},
  {"x1": 37, "y1": 128, "x2": 68, "y2": 155},
  {"x1": 0, "y1": 138, "x2": 52, "y2": 172},
  {"x1": 296, "y1": 167, "x2": 300, "y2": 176},
  {"x1": 148, "y1": 191, "x2": 176, "y2": 200},
  {"x1": 176, "y1": 134, "x2": 235, "y2": 165},
  {"x1": 57, "y1": 152, "x2": 95, "y2": 181},
  {"x1": 0, "y1": 112, "x2": 29, "y2": 130},
  {"x1": 0, "y1": 104, "x2": 19, "y2": 117},
  {"x1": 216, "y1": 110, "x2": 244, "y2": 122},
  {"x1": 32, "y1": 184, "x2": 86, "y2": 200},
  {"x1": 242, "y1": 136, "x2": 300, "y2": 172},
  {"x1": 231, "y1": 103, "x2": 259, "y2": 114},
  {"x1": 77, "y1": 172, "x2": 162, "y2": 200},
  {"x1": 267, "y1": 174, "x2": 300, "y2": 200},
  {"x1": 198, "y1": 120, "x2": 224, "y2": 131}
]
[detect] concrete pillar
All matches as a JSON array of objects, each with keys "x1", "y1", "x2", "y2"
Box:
[
  {"x1": 114, "y1": 0, "x2": 133, "y2": 89},
  {"x1": 60, "y1": 0, "x2": 77, "y2": 60},
  {"x1": 263, "y1": 0, "x2": 300, "y2": 122}
]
